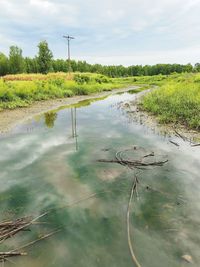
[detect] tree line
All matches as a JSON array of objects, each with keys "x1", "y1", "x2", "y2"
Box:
[{"x1": 1, "y1": 40, "x2": 200, "y2": 77}]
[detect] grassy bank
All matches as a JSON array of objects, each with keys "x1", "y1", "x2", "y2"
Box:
[
  {"x1": 0, "y1": 72, "x2": 131, "y2": 110},
  {"x1": 2, "y1": 71, "x2": 199, "y2": 131},
  {"x1": 139, "y1": 73, "x2": 200, "y2": 130}
]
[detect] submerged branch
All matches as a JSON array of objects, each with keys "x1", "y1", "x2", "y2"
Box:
[
  {"x1": 127, "y1": 175, "x2": 141, "y2": 267},
  {"x1": 98, "y1": 159, "x2": 168, "y2": 167},
  {"x1": 173, "y1": 128, "x2": 200, "y2": 147}
]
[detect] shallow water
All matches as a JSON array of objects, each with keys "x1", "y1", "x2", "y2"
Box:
[{"x1": 0, "y1": 91, "x2": 199, "y2": 267}]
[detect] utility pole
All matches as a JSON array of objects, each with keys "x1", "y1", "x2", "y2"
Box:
[
  {"x1": 63, "y1": 35, "x2": 75, "y2": 73},
  {"x1": 70, "y1": 107, "x2": 78, "y2": 151}
]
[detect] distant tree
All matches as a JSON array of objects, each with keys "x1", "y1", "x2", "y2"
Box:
[
  {"x1": 0, "y1": 41, "x2": 197, "y2": 76},
  {"x1": 37, "y1": 41, "x2": 53, "y2": 74},
  {"x1": 52, "y1": 59, "x2": 68, "y2": 72},
  {"x1": 184, "y1": 63, "x2": 193, "y2": 73},
  {"x1": 194, "y1": 63, "x2": 200, "y2": 72},
  {"x1": 24, "y1": 57, "x2": 39, "y2": 73},
  {"x1": 9, "y1": 46, "x2": 24, "y2": 74},
  {"x1": 0, "y1": 53, "x2": 9, "y2": 76}
]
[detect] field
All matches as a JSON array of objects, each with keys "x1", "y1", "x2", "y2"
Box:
[
  {"x1": 139, "y1": 73, "x2": 200, "y2": 130},
  {"x1": 1, "y1": 72, "x2": 200, "y2": 130},
  {"x1": 0, "y1": 72, "x2": 131, "y2": 110}
]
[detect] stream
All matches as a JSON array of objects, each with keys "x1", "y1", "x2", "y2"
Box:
[{"x1": 0, "y1": 90, "x2": 199, "y2": 267}]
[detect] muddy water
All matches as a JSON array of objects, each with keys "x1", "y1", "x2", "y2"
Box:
[{"x1": 0, "y1": 91, "x2": 199, "y2": 267}]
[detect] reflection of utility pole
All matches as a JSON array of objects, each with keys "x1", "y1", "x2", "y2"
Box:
[
  {"x1": 63, "y1": 35, "x2": 75, "y2": 73},
  {"x1": 71, "y1": 107, "x2": 78, "y2": 151}
]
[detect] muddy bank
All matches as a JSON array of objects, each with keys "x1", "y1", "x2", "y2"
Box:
[
  {"x1": 120, "y1": 89, "x2": 200, "y2": 143},
  {"x1": 0, "y1": 86, "x2": 139, "y2": 133}
]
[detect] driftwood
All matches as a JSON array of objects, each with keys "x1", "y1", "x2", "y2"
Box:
[
  {"x1": 191, "y1": 143, "x2": 200, "y2": 147},
  {"x1": 0, "y1": 229, "x2": 60, "y2": 262},
  {"x1": 0, "y1": 146, "x2": 170, "y2": 265},
  {"x1": 173, "y1": 128, "x2": 200, "y2": 147},
  {"x1": 98, "y1": 147, "x2": 168, "y2": 266},
  {"x1": 98, "y1": 147, "x2": 168, "y2": 170},
  {"x1": 169, "y1": 140, "x2": 179, "y2": 147},
  {"x1": 0, "y1": 216, "x2": 34, "y2": 243},
  {"x1": 98, "y1": 158, "x2": 168, "y2": 167},
  {"x1": 0, "y1": 252, "x2": 27, "y2": 259},
  {"x1": 127, "y1": 175, "x2": 141, "y2": 267},
  {"x1": 174, "y1": 129, "x2": 187, "y2": 141},
  {"x1": 0, "y1": 191, "x2": 110, "y2": 263},
  {"x1": 0, "y1": 216, "x2": 59, "y2": 262}
]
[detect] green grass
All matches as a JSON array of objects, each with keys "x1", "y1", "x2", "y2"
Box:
[
  {"x1": 0, "y1": 73, "x2": 132, "y2": 110},
  {"x1": 140, "y1": 73, "x2": 200, "y2": 130},
  {"x1": 2, "y1": 71, "x2": 199, "y2": 130}
]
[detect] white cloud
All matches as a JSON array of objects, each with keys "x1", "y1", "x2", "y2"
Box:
[
  {"x1": 0, "y1": 0, "x2": 79, "y2": 27},
  {"x1": 75, "y1": 45, "x2": 200, "y2": 66},
  {"x1": 0, "y1": 0, "x2": 200, "y2": 64},
  {"x1": 30, "y1": 0, "x2": 55, "y2": 10}
]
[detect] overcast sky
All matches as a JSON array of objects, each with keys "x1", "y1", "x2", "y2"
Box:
[{"x1": 0, "y1": 0, "x2": 200, "y2": 65}]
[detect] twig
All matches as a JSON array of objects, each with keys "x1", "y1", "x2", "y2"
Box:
[
  {"x1": 11, "y1": 229, "x2": 61, "y2": 253},
  {"x1": 0, "y1": 252, "x2": 27, "y2": 257},
  {"x1": 174, "y1": 129, "x2": 186, "y2": 141},
  {"x1": 191, "y1": 143, "x2": 200, "y2": 147},
  {"x1": 127, "y1": 175, "x2": 141, "y2": 267},
  {"x1": 0, "y1": 190, "x2": 109, "y2": 244},
  {"x1": 174, "y1": 128, "x2": 200, "y2": 147},
  {"x1": 169, "y1": 140, "x2": 179, "y2": 147},
  {"x1": 98, "y1": 159, "x2": 168, "y2": 167},
  {"x1": 143, "y1": 152, "x2": 154, "y2": 158}
]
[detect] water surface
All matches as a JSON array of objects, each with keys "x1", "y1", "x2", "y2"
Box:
[{"x1": 0, "y1": 91, "x2": 199, "y2": 267}]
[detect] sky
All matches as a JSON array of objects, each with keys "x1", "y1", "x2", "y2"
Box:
[{"x1": 0, "y1": 0, "x2": 200, "y2": 66}]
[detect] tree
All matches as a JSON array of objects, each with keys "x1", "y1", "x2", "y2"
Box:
[
  {"x1": 0, "y1": 53, "x2": 9, "y2": 76},
  {"x1": 37, "y1": 41, "x2": 53, "y2": 74},
  {"x1": 194, "y1": 63, "x2": 200, "y2": 72},
  {"x1": 9, "y1": 46, "x2": 24, "y2": 74},
  {"x1": 24, "y1": 57, "x2": 39, "y2": 73}
]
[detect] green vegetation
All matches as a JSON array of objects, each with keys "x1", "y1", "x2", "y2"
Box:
[
  {"x1": 1, "y1": 40, "x2": 200, "y2": 77},
  {"x1": 37, "y1": 41, "x2": 53, "y2": 74},
  {"x1": 0, "y1": 73, "x2": 131, "y2": 110},
  {"x1": 140, "y1": 73, "x2": 200, "y2": 130},
  {"x1": 9, "y1": 46, "x2": 24, "y2": 74},
  {"x1": 0, "y1": 39, "x2": 200, "y2": 131},
  {"x1": 1, "y1": 71, "x2": 199, "y2": 131}
]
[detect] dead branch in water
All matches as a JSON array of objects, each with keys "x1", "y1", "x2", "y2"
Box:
[
  {"x1": 0, "y1": 213, "x2": 49, "y2": 244},
  {"x1": 0, "y1": 190, "x2": 111, "y2": 263},
  {"x1": 169, "y1": 140, "x2": 179, "y2": 147},
  {"x1": 99, "y1": 147, "x2": 168, "y2": 266},
  {"x1": 173, "y1": 128, "x2": 200, "y2": 147},
  {"x1": 127, "y1": 175, "x2": 141, "y2": 267},
  {"x1": 0, "y1": 252, "x2": 27, "y2": 258},
  {"x1": 191, "y1": 143, "x2": 200, "y2": 147},
  {"x1": 0, "y1": 229, "x2": 60, "y2": 263},
  {"x1": 0, "y1": 217, "x2": 34, "y2": 243},
  {"x1": 11, "y1": 229, "x2": 61, "y2": 253},
  {"x1": 0, "y1": 191, "x2": 108, "y2": 243},
  {"x1": 98, "y1": 147, "x2": 168, "y2": 170},
  {"x1": 98, "y1": 158, "x2": 168, "y2": 167},
  {"x1": 174, "y1": 129, "x2": 187, "y2": 142}
]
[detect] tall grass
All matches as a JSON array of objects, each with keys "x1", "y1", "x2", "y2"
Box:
[
  {"x1": 2, "y1": 72, "x2": 74, "y2": 81},
  {"x1": 141, "y1": 74, "x2": 200, "y2": 130},
  {"x1": 0, "y1": 73, "x2": 130, "y2": 110}
]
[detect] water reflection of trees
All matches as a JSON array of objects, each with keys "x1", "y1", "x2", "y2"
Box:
[{"x1": 44, "y1": 112, "x2": 57, "y2": 128}]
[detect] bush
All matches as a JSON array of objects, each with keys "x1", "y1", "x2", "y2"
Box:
[
  {"x1": 74, "y1": 74, "x2": 90, "y2": 84},
  {"x1": 141, "y1": 78, "x2": 200, "y2": 130},
  {"x1": 0, "y1": 72, "x2": 127, "y2": 109}
]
